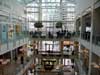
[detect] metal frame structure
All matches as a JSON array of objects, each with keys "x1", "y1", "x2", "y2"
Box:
[{"x1": 26, "y1": 0, "x2": 76, "y2": 32}]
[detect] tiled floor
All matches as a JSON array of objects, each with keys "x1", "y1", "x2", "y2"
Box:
[
  {"x1": 28, "y1": 70, "x2": 34, "y2": 75},
  {"x1": 27, "y1": 66, "x2": 75, "y2": 75},
  {"x1": 0, "y1": 59, "x2": 75, "y2": 75},
  {"x1": 63, "y1": 66, "x2": 75, "y2": 75},
  {"x1": 0, "y1": 63, "x2": 16, "y2": 75},
  {"x1": 0, "y1": 60, "x2": 30, "y2": 75}
]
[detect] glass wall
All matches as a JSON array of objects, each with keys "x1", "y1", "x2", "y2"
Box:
[
  {"x1": 0, "y1": 15, "x2": 9, "y2": 44},
  {"x1": 40, "y1": 41, "x2": 60, "y2": 52},
  {"x1": 26, "y1": 0, "x2": 76, "y2": 32},
  {"x1": 0, "y1": 13, "x2": 28, "y2": 44}
]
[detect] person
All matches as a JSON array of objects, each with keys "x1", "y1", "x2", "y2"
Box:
[
  {"x1": 63, "y1": 45, "x2": 69, "y2": 51},
  {"x1": 20, "y1": 55, "x2": 24, "y2": 64},
  {"x1": 15, "y1": 56, "x2": 17, "y2": 62},
  {"x1": 29, "y1": 67, "x2": 33, "y2": 73}
]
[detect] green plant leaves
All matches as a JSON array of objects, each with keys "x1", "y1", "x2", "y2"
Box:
[
  {"x1": 56, "y1": 21, "x2": 62, "y2": 28},
  {"x1": 34, "y1": 21, "x2": 43, "y2": 28}
]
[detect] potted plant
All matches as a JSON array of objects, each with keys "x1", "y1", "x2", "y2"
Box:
[
  {"x1": 34, "y1": 21, "x2": 43, "y2": 37},
  {"x1": 56, "y1": 21, "x2": 62, "y2": 28},
  {"x1": 34, "y1": 21, "x2": 43, "y2": 28}
]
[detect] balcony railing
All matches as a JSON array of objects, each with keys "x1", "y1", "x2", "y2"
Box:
[
  {"x1": 92, "y1": 35, "x2": 100, "y2": 46},
  {"x1": 81, "y1": 32, "x2": 100, "y2": 46},
  {"x1": 35, "y1": 64, "x2": 75, "y2": 75},
  {"x1": 35, "y1": 70, "x2": 60, "y2": 75},
  {"x1": 81, "y1": 32, "x2": 91, "y2": 41},
  {"x1": 29, "y1": 31, "x2": 75, "y2": 40}
]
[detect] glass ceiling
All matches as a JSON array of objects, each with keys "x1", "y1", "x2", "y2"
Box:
[
  {"x1": 17, "y1": 0, "x2": 75, "y2": 5},
  {"x1": 26, "y1": 0, "x2": 76, "y2": 32},
  {"x1": 17, "y1": 0, "x2": 32, "y2": 5}
]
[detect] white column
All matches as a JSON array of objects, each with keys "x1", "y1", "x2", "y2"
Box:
[
  {"x1": 9, "y1": 6, "x2": 13, "y2": 61},
  {"x1": 88, "y1": 0, "x2": 94, "y2": 75}
]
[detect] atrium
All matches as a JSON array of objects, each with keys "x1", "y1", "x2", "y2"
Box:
[{"x1": 0, "y1": 0, "x2": 100, "y2": 75}]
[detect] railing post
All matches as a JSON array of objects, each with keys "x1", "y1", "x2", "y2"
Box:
[{"x1": 88, "y1": 0, "x2": 94, "y2": 75}]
